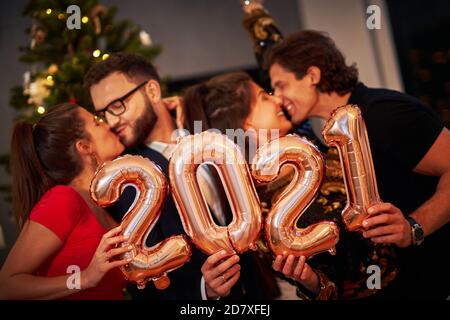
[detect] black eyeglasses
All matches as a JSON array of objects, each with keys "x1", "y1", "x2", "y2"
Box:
[{"x1": 95, "y1": 80, "x2": 148, "y2": 119}]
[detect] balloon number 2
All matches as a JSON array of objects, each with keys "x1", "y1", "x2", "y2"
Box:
[
  {"x1": 90, "y1": 155, "x2": 191, "y2": 290},
  {"x1": 252, "y1": 134, "x2": 340, "y2": 258}
]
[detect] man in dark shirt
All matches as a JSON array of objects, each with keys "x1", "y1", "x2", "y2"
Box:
[{"x1": 265, "y1": 30, "x2": 450, "y2": 299}]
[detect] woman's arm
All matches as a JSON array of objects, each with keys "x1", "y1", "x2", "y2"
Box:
[{"x1": 0, "y1": 223, "x2": 131, "y2": 299}]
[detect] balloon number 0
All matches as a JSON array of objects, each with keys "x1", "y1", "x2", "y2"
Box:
[
  {"x1": 90, "y1": 155, "x2": 191, "y2": 290},
  {"x1": 252, "y1": 134, "x2": 339, "y2": 258},
  {"x1": 169, "y1": 131, "x2": 263, "y2": 255}
]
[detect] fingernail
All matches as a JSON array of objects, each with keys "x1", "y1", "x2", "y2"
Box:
[
  {"x1": 362, "y1": 220, "x2": 368, "y2": 227},
  {"x1": 362, "y1": 232, "x2": 367, "y2": 238},
  {"x1": 128, "y1": 245, "x2": 133, "y2": 250},
  {"x1": 368, "y1": 208, "x2": 374, "y2": 214}
]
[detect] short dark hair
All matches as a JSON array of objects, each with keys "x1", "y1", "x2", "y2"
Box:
[
  {"x1": 265, "y1": 30, "x2": 358, "y2": 95},
  {"x1": 84, "y1": 52, "x2": 160, "y2": 89}
]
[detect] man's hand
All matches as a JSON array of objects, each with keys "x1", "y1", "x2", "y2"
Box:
[
  {"x1": 201, "y1": 250, "x2": 241, "y2": 299},
  {"x1": 272, "y1": 254, "x2": 320, "y2": 294},
  {"x1": 362, "y1": 202, "x2": 412, "y2": 248}
]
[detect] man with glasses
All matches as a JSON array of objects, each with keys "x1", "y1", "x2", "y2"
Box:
[{"x1": 84, "y1": 53, "x2": 277, "y2": 300}]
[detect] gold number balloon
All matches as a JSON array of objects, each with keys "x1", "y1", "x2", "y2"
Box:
[
  {"x1": 169, "y1": 131, "x2": 263, "y2": 255},
  {"x1": 251, "y1": 134, "x2": 339, "y2": 258},
  {"x1": 90, "y1": 155, "x2": 191, "y2": 290},
  {"x1": 322, "y1": 105, "x2": 382, "y2": 232}
]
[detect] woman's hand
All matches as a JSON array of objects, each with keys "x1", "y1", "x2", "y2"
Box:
[
  {"x1": 82, "y1": 226, "x2": 132, "y2": 289},
  {"x1": 162, "y1": 96, "x2": 185, "y2": 130},
  {"x1": 202, "y1": 250, "x2": 241, "y2": 299},
  {"x1": 272, "y1": 254, "x2": 320, "y2": 294}
]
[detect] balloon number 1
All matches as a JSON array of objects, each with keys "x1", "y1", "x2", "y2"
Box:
[
  {"x1": 252, "y1": 134, "x2": 339, "y2": 258},
  {"x1": 169, "y1": 131, "x2": 263, "y2": 255},
  {"x1": 322, "y1": 105, "x2": 382, "y2": 232},
  {"x1": 90, "y1": 155, "x2": 191, "y2": 290}
]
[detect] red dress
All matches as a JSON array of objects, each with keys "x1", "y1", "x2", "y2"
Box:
[{"x1": 30, "y1": 185, "x2": 126, "y2": 300}]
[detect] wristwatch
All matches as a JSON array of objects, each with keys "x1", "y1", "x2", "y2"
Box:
[{"x1": 406, "y1": 217, "x2": 424, "y2": 246}]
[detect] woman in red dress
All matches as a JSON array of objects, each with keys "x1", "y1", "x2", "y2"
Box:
[{"x1": 0, "y1": 103, "x2": 131, "y2": 300}]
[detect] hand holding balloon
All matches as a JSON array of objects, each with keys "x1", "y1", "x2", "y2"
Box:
[
  {"x1": 82, "y1": 226, "x2": 133, "y2": 289},
  {"x1": 322, "y1": 105, "x2": 382, "y2": 232},
  {"x1": 362, "y1": 202, "x2": 412, "y2": 247},
  {"x1": 90, "y1": 155, "x2": 191, "y2": 290},
  {"x1": 201, "y1": 250, "x2": 241, "y2": 299},
  {"x1": 272, "y1": 254, "x2": 320, "y2": 294}
]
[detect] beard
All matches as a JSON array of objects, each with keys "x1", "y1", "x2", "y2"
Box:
[{"x1": 125, "y1": 96, "x2": 157, "y2": 148}]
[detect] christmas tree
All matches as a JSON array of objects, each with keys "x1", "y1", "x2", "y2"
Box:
[{"x1": 0, "y1": 0, "x2": 162, "y2": 199}]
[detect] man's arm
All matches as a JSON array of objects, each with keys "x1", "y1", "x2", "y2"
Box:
[
  {"x1": 410, "y1": 127, "x2": 450, "y2": 235},
  {"x1": 362, "y1": 127, "x2": 450, "y2": 247}
]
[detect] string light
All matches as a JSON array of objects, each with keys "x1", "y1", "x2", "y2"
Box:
[
  {"x1": 46, "y1": 75, "x2": 53, "y2": 81},
  {"x1": 37, "y1": 106, "x2": 46, "y2": 114},
  {"x1": 46, "y1": 9, "x2": 52, "y2": 15},
  {"x1": 92, "y1": 49, "x2": 101, "y2": 58},
  {"x1": 102, "y1": 53, "x2": 110, "y2": 60},
  {"x1": 58, "y1": 13, "x2": 65, "y2": 20},
  {"x1": 82, "y1": 16, "x2": 89, "y2": 23}
]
